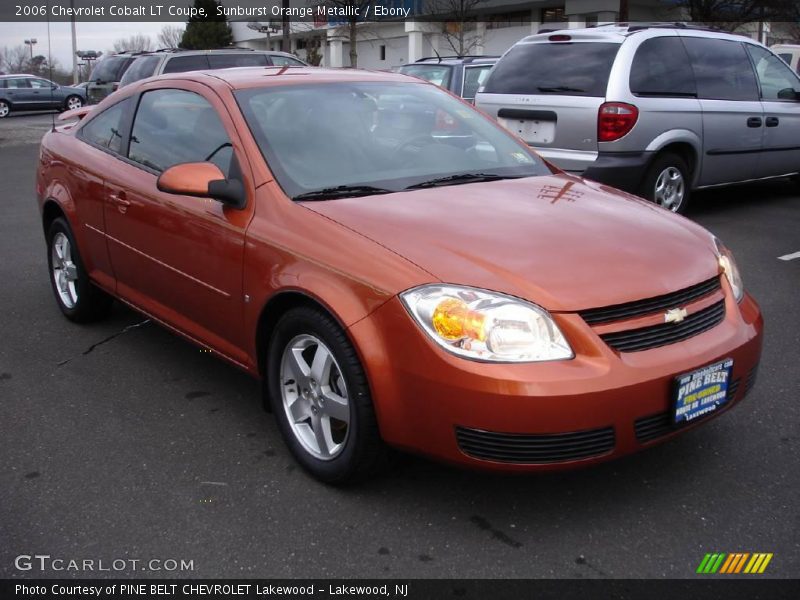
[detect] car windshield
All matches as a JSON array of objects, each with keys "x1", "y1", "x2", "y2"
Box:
[{"x1": 236, "y1": 81, "x2": 551, "y2": 200}]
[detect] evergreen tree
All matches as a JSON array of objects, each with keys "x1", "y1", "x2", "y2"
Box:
[{"x1": 179, "y1": 0, "x2": 233, "y2": 50}]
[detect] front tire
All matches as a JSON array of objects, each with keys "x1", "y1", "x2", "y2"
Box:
[
  {"x1": 0, "y1": 100, "x2": 10, "y2": 118},
  {"x1": 639, "y1": 152, "x2": 691, "y2": 214},
  {"x1": 267, "y1": 306, "x2": 388, "y2": 483},
  {"x1": 64, "y1": 95, "x2": 83, "y2": 112},
  {"x1": 46, "y1": 217, "x2": 112, "y2": 322}
]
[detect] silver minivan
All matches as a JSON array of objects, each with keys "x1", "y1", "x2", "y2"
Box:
[{"x1": 476, "y1": 25, "x2": 800, "y2": 213}]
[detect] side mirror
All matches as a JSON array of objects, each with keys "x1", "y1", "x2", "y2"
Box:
[
  {"x1": 51, "y1": 84, "x2": 59, "y2": 89},
  {"x1": 777, "y1": 87, "x2": 800, "y2": 101},
  {"x1": 157, "y1": 162, "x2": 245, "y2": 209}
]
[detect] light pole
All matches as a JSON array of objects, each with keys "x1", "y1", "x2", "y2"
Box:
[
  {"x1": 71, "y1": 0, "x2": 78, "y2": 84},
  {"x1": 24, "y1": 38, "x2": 38, "y2": 60}
]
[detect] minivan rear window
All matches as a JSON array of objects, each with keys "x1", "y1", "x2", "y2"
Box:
[
  {"x1": 90, "y1": 56, "x2": 133, "y2": 83},
  {"x1": 483, "y1": 42, "x2": 620, "y2": 97}
]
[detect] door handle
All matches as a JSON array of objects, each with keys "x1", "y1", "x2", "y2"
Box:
[
  {"x1": 765, "y1": 116, "x2": 779, "y2": 127},
  {"x1": 746, "y1": 117, "x2": 762, "y2": 128},
  {"x1": 108, "y1": 192, "x2": 131, "y2": 213}
]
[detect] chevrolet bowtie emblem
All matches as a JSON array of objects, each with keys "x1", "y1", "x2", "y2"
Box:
[{"x1": 664, "y1": 307, "x2": 689, "y2": 324}]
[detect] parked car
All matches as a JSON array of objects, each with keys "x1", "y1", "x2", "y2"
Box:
[
  {"x1": 477, "y1": 25, "x2": 800, "y2": 213},
  {"x1": 397, "y1": 56, "x2": 498, "y2": 103},
  {"x1": 119, "y1": 48, "x2": 308, "y2": 88},
  {"x1": 86, "y1": 53, "x2": 136, "y2": 104},
  {"x1": 772, "y1": 43, "x2": 800, "y2": 73},
  {"x1": 0, "y1": 74, "x2": 86, "y2": 118},
  {"x1": 37, "y1": 67, "x2": 762, "y2": 482}
]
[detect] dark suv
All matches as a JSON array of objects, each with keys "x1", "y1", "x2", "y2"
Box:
[
  {"x1": 119, "y1": 48, "x2": 308, "y2": 88},
  {"x1": 86, "y1": 53, "x2": 136, "y2": 104},
  {"x1": 397, "y1": 56, "x2": 497, "y2": 103}
]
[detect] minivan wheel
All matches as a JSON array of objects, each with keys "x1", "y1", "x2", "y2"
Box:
[
  {"x1": 46, "y1": 217, "x2": 113, "y2": 322},
  {"x1": 0, "y1": 100, "x2": 9, "y2": 118},
  {"x1": 65, "y1": 95, "x2": 83, "y2": 111},
  {"x1": 267, "y1": 306, "x2": 389, "y2": 483},
  {"x1": 640, "y1": 153, "x2": 691, "y2": 214}
]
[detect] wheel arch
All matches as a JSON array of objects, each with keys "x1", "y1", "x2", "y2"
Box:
[
  {"x1": 255, "y1": 290, "x2": 355, "y2": 379},
  {"x1": 645, "y1": 131, "x2": 701, "y2": 187},
  {"x1": 41, "y1": 198, "x2": 68, "y2": 237}
]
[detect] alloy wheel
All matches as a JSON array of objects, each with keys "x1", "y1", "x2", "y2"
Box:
[
  {"x1": 280, "y1": 334, "x2": 350, "y2": 460},
  {"x1": 654, "y1": 166, "x2": 685, "y2": 212},
  {"x1": 51, "y1": 232, "x2": 79, "y2": 308},
  {"x1": 66, "y1": 96, "x2": 83, "y2": 111},
  {"x1": 0, "y1": 102, "x2": 9, "y2": 118}
]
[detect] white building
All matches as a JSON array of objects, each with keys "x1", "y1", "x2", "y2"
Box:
[{"x1": 230, "y1": 1, "x2": 793, "y2": 69}]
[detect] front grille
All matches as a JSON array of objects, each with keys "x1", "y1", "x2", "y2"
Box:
[
  {"x1": 455, "y1": 425, "x2": 615, "y2": 464},
  {"x1": 600, "y1": 300, "x2": 725, "y2": 353},
  {"x1": 744, "y1": 366, "x2": 758, "y2": 394},
  {"x1": 579, "y1": 277, "x2": 721, "y2": 325},
  {"x1": 635, "y1": 376, "x2": 741, "y2": 443}
]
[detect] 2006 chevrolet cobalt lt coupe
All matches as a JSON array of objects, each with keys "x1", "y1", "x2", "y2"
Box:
[{"x1": 36, "y1": 67, "x2": 762, "y2": 483}]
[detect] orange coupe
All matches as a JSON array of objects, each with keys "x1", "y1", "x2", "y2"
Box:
[{"x1": 36, "y1": 67, "x2": 762, "y2": 482}]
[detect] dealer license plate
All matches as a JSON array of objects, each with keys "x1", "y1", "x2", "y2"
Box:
[
  {"x1": 673, "y1": 358, "x2": 733, "y2": 425},
  {"x1": 497, "y1": 117, "x2": 555, "y2": 144}
]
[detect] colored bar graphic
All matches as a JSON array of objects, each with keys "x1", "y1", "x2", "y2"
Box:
[{"x1": 699, "y1": 552, "x2": 773, "y2": 574}]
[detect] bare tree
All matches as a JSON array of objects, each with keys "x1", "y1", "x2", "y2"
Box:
[
  {"x1": 111, "y1": 34, "x2": 153, "y2": 54},
  {"x1": 2, "y1": 45, "x2": 31, "y2": 73},
  {"x1": 157, "y1": 25, "x2": 185, "y2": 49},
  {"x1": 426, "y1": 0, "x2": 487, "y2": 57},
  {"x1": 318, "y1": 0, "x2": 377, "y2": 68},
  {"x1": 665, "y1": 0, "x2": 799, "y2": 31}
]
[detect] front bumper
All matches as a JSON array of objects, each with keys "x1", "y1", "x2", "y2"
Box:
[{"x1": 348, "y1": 291, "x2": 763, "y2": 472}]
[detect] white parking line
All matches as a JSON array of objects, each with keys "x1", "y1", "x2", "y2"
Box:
[{"x1": 778, "y1": 251, "x2": 800, "y2": 261}]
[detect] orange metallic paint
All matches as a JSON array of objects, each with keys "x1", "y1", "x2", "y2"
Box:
[{"x1": 36, "y1": 68, "x2": 764, "y2": 471}]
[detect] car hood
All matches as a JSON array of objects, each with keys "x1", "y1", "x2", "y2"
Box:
[{"x1": 303, "y1": 174, "x2": 720, "y2": 312}]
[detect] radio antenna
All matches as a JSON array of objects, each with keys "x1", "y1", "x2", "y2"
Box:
[{"x1": 47, "y1": 0, "x2": 56, "y2": 132}]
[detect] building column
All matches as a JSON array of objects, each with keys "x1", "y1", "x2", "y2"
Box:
[
  {"x1": 595, "y1": 11, "x2": 617, "y2": 25},
  {"x1": 406, "y1": 21, "x2": 425, "y2": 63},
  {"x1": 474, "y1": 22, "x2": 486, "y2": 55},
  {"x1": 327, "y1": 29, "x2": 344, "y2": 68}
]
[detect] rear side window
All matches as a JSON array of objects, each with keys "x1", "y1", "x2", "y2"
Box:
[
  {"x1": 79, "y1": 98, "x2": 130, "y2": 154},
  {"x1": 128, "y1": 89, "x2": 232, "y2": 175},
  {"x1": 462, "y1": 65, "x2": 493, "y2": 99},
  {"x1": 3, "y1": 78, "x2": 31, "y2": 89},
  {"x1": 777, "y1": 52, "x2": 792, "y2": 65},
  {"x1": 682, "y1": 38, "x2": 759, "y2": 101},
  {"x1": 120, "y1": 56, "x2": 161, "y2": 86},
  {"x1": 269, "y1": 55, "x2": 305, "y2": 67},
  {"x1": 90, "y1": 56, "x2": 132, "y2": 83},
  {"x1": 208, "y1": 53, "x2": 268, "y2": 68},
  {"x1": 398, "y1": 64, "x2": 453, "y2": 88},
  {"x1": 630, "y1": 37, "x2": 696, "y2": 97},
  {"x1": 483, "y1": 42, "x2": 620, "y2": 96},
  {"x1": 162, "y1": 55, "x2": 211, "y2": 74}
]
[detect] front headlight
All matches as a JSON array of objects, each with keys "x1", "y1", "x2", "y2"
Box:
[
  {"x1": 400, "y1": 285, "x2": 574, "y2": 362},
  {"x1": 713, "y1": 238, "x2": 744, "y2": 302}
]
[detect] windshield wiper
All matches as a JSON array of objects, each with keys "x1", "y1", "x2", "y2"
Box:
[
  {"x1": 293, "y1": 185, "x2": 396, "y2": 201},
  {"x1": 537, "y1": 85, "x2": 585, "y2": 93},
  {"x1": 405, "y1": 173, "x2": 524, "y2": 190}
]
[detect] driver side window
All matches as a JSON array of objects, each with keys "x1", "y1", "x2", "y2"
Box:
[
  {"x1": 127, "y1": 89, "x2": 234, "y2": 176},
  {"x1": 747, "y1": 45, "x2": 800, "y2": 101}
]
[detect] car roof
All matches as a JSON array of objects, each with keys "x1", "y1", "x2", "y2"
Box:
[
  {"x1": 135, "y1": 66, "x2": 420, "y2": 91},
  {"x1": 1, "y1": 74, "x2": 38, "y2": 78},
  {"x1": 133, "y1": 48, "x2": 300, "y2": 58},
  {"x1": 518, "y1": 23, "x2": 752, "y2": 44},
  {"x1": 409, "y1": 56, "x2": 499, "y2": 65}
]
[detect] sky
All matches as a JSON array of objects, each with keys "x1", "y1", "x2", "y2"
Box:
[{"x1": 0, "y1": 22, "x2": 173, "y2": 72}]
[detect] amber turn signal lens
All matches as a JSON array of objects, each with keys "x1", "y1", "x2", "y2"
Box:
[{"x1": 431, "y1": 298, "x2": 487, "y2": 341}]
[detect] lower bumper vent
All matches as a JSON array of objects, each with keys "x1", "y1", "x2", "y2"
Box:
[{"x1": 455, "y1": 425, "x2": 615, "y2": 464}]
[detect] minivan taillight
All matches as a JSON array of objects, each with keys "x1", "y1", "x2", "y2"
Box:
[{"x1": 598, "y1": 102, "x2": 638, "y2": 142}]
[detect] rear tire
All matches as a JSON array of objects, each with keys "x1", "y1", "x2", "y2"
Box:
[
  {"x1": 0, "y1": 100, "x2": 10, "y2": 118},
  {"x1": 639, "y1": 152, "x2": 691, "y2": 214},
  {"x1": 64, "y1": 95, "x2": 83, "y2": 112},
  {"x1": 46, "y1": 217, "x2": 112, "y2": 322},
  {"x1": 267, "y1": 306, "x2": 389, "y2": 484}
]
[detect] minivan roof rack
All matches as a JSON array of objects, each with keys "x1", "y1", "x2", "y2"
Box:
[
  {"x1": 624, "y1": 22, "x2": 723, "y2": 33},
  {"x1": 415, "y1": 55, "x2": 498, "y2": 63}
]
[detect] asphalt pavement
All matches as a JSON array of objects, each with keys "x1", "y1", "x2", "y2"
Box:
[{"x1": 1, "y1": 113, "x2": 798, "y2": 579}]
